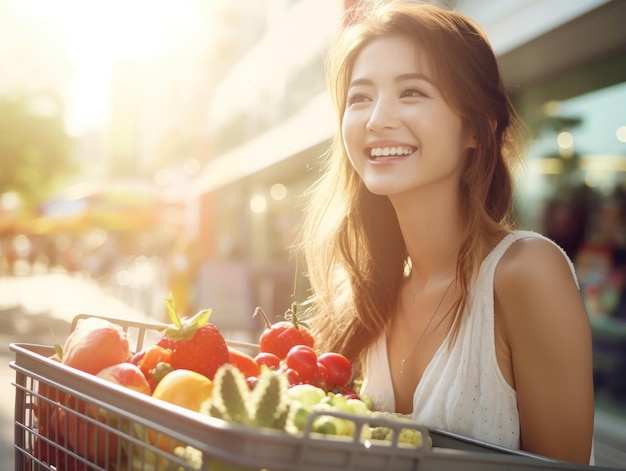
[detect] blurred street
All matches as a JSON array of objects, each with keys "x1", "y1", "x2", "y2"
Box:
[{"x1": 1, "y1": 263, "x2": 625, "y2": 469}]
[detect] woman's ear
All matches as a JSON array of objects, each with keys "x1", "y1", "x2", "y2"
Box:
[
  {"x1": 465, "y1": 129, "x2": 478, "y2": 150},
  {"x1": 466, "y1": 119, "x2": 496, "y2": 150},
  {"x1": 467, "y1": 133, "x2": 478, "y2": 149}
]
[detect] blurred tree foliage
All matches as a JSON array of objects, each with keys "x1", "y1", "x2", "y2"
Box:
[{"x1": 0, "y1": 92, "x2": 75, "y2": 210}]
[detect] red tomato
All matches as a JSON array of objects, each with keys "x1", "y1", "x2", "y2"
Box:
[
  {"x1": 337, "y1": 385, "x2": 360, "y2": 400},
  {"x1": 254, "y1": 352, "x2": 281, "y2": 370},
  {"x1": 285, "y1": 345, "x2": 318, "y2": 383},
  {"x1": 285, "y1": 368, "x2": 303, "y2": 386},
  {"x1": 317, "y1": 352, "x2": 352, "y2": 388},
  {"x1": 315, "y1": 361, "x2": 329, "y2": 384},
  {"x1": 228, "y1": 346, "x2": 260, "y2": 379},
  {"x1": 255, "y1": 305, "x2": 314, "y2": 359}
]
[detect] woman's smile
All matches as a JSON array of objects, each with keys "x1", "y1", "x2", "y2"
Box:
[{"x1": 368, "y1": 145, "x2": 416, "y2": 160}]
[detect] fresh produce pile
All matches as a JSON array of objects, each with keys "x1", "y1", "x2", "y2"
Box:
[{"x1": 32, "y1": 297, "x2": 429, "y2": 470}]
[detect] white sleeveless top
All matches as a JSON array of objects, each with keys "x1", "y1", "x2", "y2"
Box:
[{"x1": 360, "y1": 230, "x2": 584, "y2": 452}]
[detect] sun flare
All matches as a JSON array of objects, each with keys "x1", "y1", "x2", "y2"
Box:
[{"x1": 8, "y1": 0, "x2": 200, "y2": 135}]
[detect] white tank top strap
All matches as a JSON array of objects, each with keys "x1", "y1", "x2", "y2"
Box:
[{"x1": 483, "y1": 230, "x2": 579, "y2": 286}]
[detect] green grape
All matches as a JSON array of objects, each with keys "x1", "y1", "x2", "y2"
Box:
[
  {"x1": 370, "y1": 426, "x2": 392, "y2": 441},
  {"x1": 398, "y1": 428, "x2": 423, "y2": 447},
  {"x1": 286, "y1": 384, "x2": 327, "y2": 407},
  {"x1": 286, "y1": 402, "x2": 311, "y2": 433},
  {"x1": 312, "y1": 402, "x2": 354, "y2": 436},
  {"x1": 346, "y1": 398, "x2": 369, "y2": 416},
  {"x1": 326, "y1": 393, "x2": 348, "y2": 411},
  {"x1": 312, "y1": 415, "x2": 337, "y2": 435},
  {"x1": 360, "y1": 394, "x2": 375, "y2": 411}
]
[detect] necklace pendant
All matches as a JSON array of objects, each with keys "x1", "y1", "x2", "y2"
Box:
[{"x1": 400, "y1": 358, "x2": 406, "y2": 374}]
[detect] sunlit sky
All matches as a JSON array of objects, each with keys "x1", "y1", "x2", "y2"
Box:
[{"x1": 6, "y1": 0, "x2": 201, "y2": 135}]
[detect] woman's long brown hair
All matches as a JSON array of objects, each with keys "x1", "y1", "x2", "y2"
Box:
[{"x1": 294, "y1": 0, "x2": 526, "y2": 376}]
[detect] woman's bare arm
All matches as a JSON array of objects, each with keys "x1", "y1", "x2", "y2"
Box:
[{"x1": 495, "y1": 237, "x2": 594, "y2": 464}]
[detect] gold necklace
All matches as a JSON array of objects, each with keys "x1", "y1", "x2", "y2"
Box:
[{"x1": 399, "y1": 279, "x2": 453, "y2": 374}]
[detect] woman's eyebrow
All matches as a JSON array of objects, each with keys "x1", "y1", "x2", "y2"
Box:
[
  {"x1": 347, "y1": 77, "x2": 373, "y2": 89},
  {"x1": 348, "y1": 72, "x2": 434, "y2": 89},
  {"x1": 394, "y1": 72, "x2": 434, "y2": 85}
]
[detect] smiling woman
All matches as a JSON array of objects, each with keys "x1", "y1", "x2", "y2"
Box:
[{"x1": 297, "y1": 0, "x2": 595, "y2": 465}]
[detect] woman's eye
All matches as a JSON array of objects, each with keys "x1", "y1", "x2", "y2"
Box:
[
  {"x1": 401, "y1": 88, "x2": 426, "y2": 98},
  {"x1": 346, "y1": 93, "x2": 369, "y2": 106}
]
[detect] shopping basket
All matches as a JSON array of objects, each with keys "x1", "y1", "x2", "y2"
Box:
[{"x1": 10, "y1": 314, "x2": 608, "y2": 470}]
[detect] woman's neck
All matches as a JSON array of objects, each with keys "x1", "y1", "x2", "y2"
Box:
[{"x1": 390, "y1": 189, "x2": 465, "y2": 285}]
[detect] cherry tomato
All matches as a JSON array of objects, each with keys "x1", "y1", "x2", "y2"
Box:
[
  {"x1": 315, "y1": 361, "x2": 329, "y2": 384},
  {"x1": 337, "y1": 385, "x2": 360, "y2": 400},
  {"x1": 254, "y1": 352, "x2": 281, "y2": 370},
  {"x1": 285, "y1": 368, "x2": 303, "y2": 386},
  {"x1": 285, "y1": 345, "x2": 318, "y2": 383},
  {"x1": 317, "y1": 352, "x2": 352, "y2": 388}
]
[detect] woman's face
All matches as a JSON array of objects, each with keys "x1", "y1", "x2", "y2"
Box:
[{"x1": 342, "y1": 35, "x2": 476, "y2": 197}]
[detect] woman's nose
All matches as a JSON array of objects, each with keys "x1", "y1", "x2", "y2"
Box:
[{"x1": 366, "y1": 97, "x2": 400, "y2": 132}]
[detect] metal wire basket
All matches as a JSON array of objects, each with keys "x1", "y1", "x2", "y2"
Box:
[{"x1": 10, "y1": 314, "x2": 604, "y2": 471}]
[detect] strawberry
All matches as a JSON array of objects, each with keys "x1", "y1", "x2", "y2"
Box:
[
  {"x1": 255, "y1": 303, "x2": 314, "y2": 360},
  {"x1": 156, "y1": 294, "x2": 228, "y2": 380}
]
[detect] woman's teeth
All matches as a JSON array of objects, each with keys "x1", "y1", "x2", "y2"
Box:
[{"x1": 369, "y1": 146, "x2": 415, "y2": 158}]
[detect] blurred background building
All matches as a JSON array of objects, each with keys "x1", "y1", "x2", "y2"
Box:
[{"x1": 0, "y1": 0, "x2": 624, "y2": 465}]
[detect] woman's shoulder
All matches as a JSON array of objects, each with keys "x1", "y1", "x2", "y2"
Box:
[
  {"x1": 495, "y1": 231, "x2": 575, "y2": 285},
  {"x1": 493, "y1": 230, "x2": 584, "y2": 330}
]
